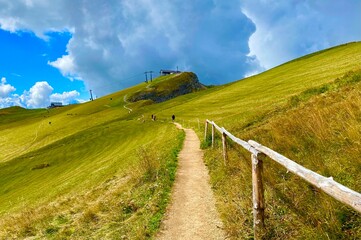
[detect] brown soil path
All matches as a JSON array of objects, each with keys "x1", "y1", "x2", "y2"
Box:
[{"x1": 157, "y1": 123, "x2": 225, "y2": 240}]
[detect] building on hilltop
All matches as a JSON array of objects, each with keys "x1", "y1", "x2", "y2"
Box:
[
  {"x1": 159, "y1": 69, "x2": 182, "y2": 76},
  {"x1": 48, "y1": 102, "x2": 63, "y2": 108}
]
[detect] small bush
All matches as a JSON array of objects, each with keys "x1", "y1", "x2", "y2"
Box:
[
  {"x1": 80, "y1": 209, "x2": 99, "y2": 223},
  {"x1": 45, "y1": 227, "x2": 59, "y2": 235},
  {"x1": 31, "y1": 163, "x2": 50, "y2": 170},
  {"x1": 137, "y1": 147, "x2": 160, "y2": 181}
]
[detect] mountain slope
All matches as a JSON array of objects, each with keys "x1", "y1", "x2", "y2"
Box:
[
  {"x1": 154, "y1": 42, "x2": 361, "y2": 126},
  {"x1": 0, "y1": 42, "x2": 360, "y2": 239},
  {"x1": 0, "y1": 77, "x2": 187, "y2": 238}
]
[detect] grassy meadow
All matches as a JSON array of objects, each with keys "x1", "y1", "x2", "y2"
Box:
[
  {"x1": 0, "y1": 42, "x2": 360, "y2": 239},
  {"x1": 0, "y1": 75, "x2": 185, "y2": 238}
]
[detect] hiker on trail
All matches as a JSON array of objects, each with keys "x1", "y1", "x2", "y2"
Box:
[
  {"x1": 151, "y1": 114, "x2": 154, "y2": 120},
  {"x1": 172, "y1": 115, "x2": 175, "y2": 121},
  {"x1": 153, "y1": 115, "x2": 156, "y2": 121}
]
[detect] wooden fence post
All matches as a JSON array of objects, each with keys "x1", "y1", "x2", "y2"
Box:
[
  {"x1": 211, "y1": 124, "x2": 215, "y2": 148},
  {"x1": 222, "y1": 131, "x2": 228, "y2": 165},
  {"x1": 204, "y1": 121, "x2": 208, "y2": 142},
  {"x1": 252, "y1": 152, "x2": 266, "y2": 239}
]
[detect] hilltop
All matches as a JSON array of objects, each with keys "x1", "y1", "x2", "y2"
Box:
[
  {"x1": 128, "y1": 72, "x2": 205, "y2": 103},
  {"x1": 0, "y1": 42, "x2": 360, "y2": 239}
]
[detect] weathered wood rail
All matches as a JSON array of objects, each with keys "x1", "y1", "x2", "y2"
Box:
[{"x1": 204, "y1": 119, "x2": 361, "y2": 239}]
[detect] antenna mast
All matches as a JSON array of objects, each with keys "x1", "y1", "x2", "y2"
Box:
[
  {"x1": 89, "y1": 90, "x2": 94, "y2": 101},
  {"x1": 144, "y1": 71, "x2": 148, "y2": 83}
]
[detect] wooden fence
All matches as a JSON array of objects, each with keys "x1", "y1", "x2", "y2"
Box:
[{"x1": 204, "y1": 120, "x2": 361, "y2": 239}]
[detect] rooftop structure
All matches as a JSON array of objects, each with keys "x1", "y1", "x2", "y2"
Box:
[
  {"x1": 159, "y1": 69, "x2": 181, "y2": 76},
  {"x1": 48, "y1": 102, "x2": 63, "y2": 108}
]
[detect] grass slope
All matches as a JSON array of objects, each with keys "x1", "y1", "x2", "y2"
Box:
[
  {"x1": 203, "y1": 69, "x2": 361, "y2": 239},
  {"x1": 0, "y1": 79, "x2": 185, "y2": 238},
  {"x1": 0, "y1": 42, "x2": 360, "y2": 239},
  {"x1": 156, "y1": 42, "x2": 361, "y2": 126}
]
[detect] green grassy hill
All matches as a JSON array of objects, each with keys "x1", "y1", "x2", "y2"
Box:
[
  {"x1": 0, "y1": 77, "x2": 187, "y2": 238},
  {"x1": 0, "y1": 42, "x2": 360, "y2": 239},
  {"x1": 128, "y1": 72, "x2": 204, "y2": 103}
]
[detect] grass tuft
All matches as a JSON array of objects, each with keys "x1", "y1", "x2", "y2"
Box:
[
  {"x1": 137, "y1": 146, "x2": 160, "y2": 181},
  {"x1": 31, "y1": 163, "x2": 50, "y2": 170}
]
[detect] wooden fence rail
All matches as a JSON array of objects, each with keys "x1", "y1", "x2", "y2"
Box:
[{"x1": 204, "y1": 119, "x2": 361, "y2": 239}]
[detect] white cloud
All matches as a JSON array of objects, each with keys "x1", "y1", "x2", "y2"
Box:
[
  {"x1": 23, "y1": 81, "x2": 53, "y2": 108},
  {"x1": 0, "y1": 77, "x2": 16, "y2": 97},
  {"x1": 0, "y1": 1, "x2": 73, "y2": 39},
  {"x1": 0, "y1": 80, "x2": 81, "y2": 109},
  {"x1": 11, "y1": 73, "x2": 22, "y2": 77},
  {"x1": 244, "y1": 70, "x2": 260, "y2": 78},
  {"x1": 24, "y1": 0, "x2": 34, "y2": 8},
  {"x1": 0, "y1": 17, "x2": 20, "y2": 32},
  {"x1": 242, "y1": 0, "x2": 361, "y2": 69},
  {"x1": 48, "y1": 54, "x2": 79, "y2": 80},
  {"x1": 50, "y1": 90, "x2": 80, "y2": 104},
  {"x1": 244, "y1": 54, "x2": 264, "y2": 78},
  {"x1": 0, "y1": 96, "x2": 21, "y2": 108}
]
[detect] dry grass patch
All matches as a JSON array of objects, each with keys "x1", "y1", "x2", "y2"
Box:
[{"x1": 203, "y1": 70, "x2": 361, "y2": 239}]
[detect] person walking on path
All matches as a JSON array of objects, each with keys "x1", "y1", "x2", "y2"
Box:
[{"x1": 172, "y1": 115, "x2": 175, "y2": 121}]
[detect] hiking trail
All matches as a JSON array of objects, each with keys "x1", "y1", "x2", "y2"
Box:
[
  {"x1": 157, "y1": 123, "x2": 225, "y2": 240},
  {"x1": 123, "y1": 94, "x2": 133, "y2": 113}
]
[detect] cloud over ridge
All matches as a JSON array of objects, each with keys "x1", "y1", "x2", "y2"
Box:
[
  {"x1": 0, "y1": 0, "x2": 359, "y2": 101},
  {"x1": 0, "y1": 0, "x2": 261, "y2": 96}
]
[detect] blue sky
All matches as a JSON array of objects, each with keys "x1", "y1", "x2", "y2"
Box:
[
  {"x1": 0, "y1": 0, "x2": 360, "y2": 108},
  {"x1": 0, "y1": 30, "x2": 83, "y2": 93}
]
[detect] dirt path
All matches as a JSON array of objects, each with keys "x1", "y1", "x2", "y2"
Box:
[
  {"x1": 157, "y1": 123, "x2": 225, "y2": 240},
  {"x1": 123, "y1": 94, "x2": 133, "y2": 113}
]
